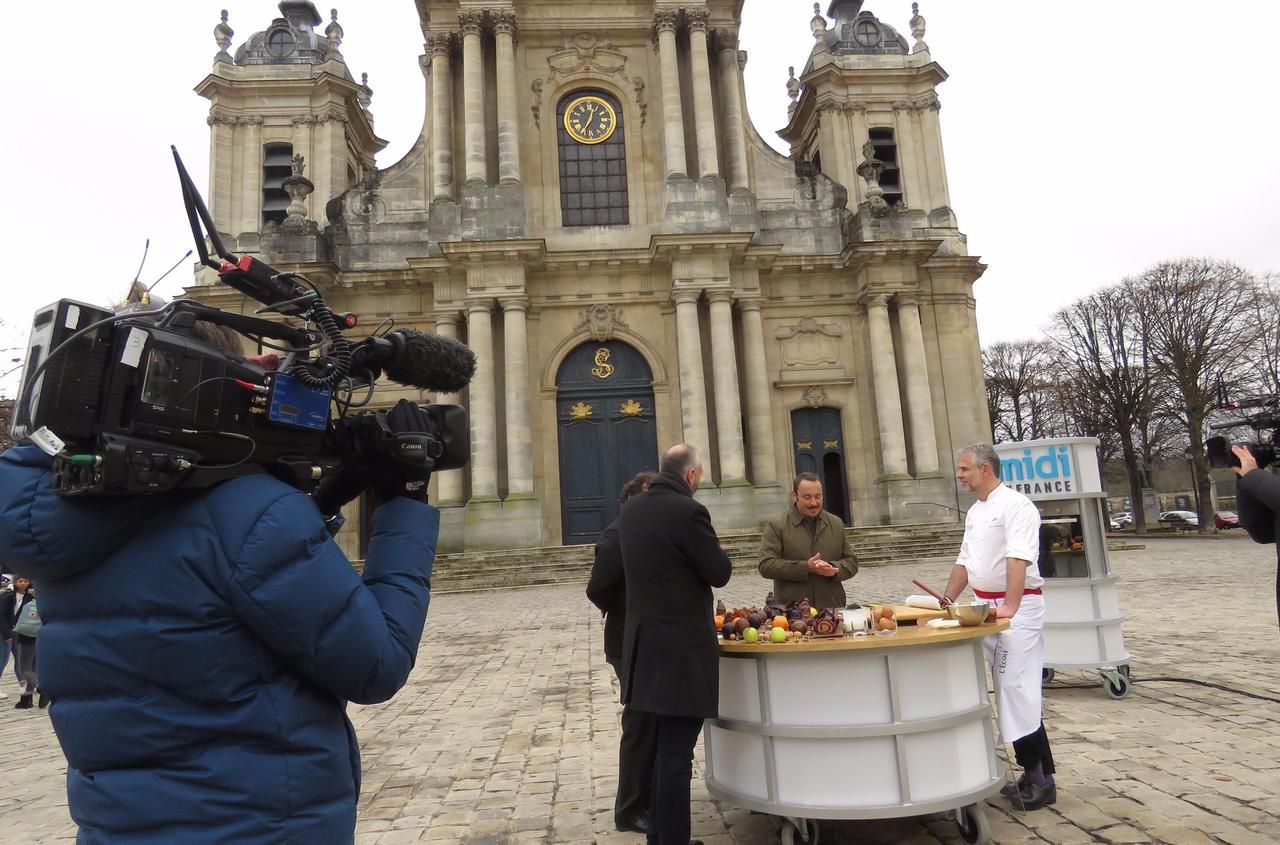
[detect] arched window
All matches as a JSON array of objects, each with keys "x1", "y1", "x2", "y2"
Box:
[
  {"x1": 262, "y1": 143, "x2": 293, "y2": 226},
  {"x1": 557, "y1": 90, "x2": 629, "y2": 227}
]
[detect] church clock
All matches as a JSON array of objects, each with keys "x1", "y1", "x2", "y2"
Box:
[{"x1": 563, "y1": 95, "x2": 617, "y2": 145}]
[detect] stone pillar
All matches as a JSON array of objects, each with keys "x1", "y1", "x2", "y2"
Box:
[
  {"x1": 459, "y1": 11, "x2": 487, "y2": 187},
  {"x1": 240, "y1": 118, "x2": 262, "y2": 236},
  {"x1": 718, "y1": 37, "x2": 749, "y2": 192},
  {"x1": 864, "y1": 294, "x2": 909, "y2": 476},
  {"x1": 893, "y1": 103, "x2": 925, "y2": 211},
  {"x1": 707, "y1": 290, "x2": 746, "y2": 483},
  {"x1": 207, "y1": 113, "x2": 236, "y2": 235},
  {"x1": 918, "y1": 96, "x2": 951, "y2": 209},
  {"x1": 429, "y1": 33, "x2": 455, "y2": 201},
  {"x1": 653, "y1": 11, "x2": 687, "y2": 180},
  {"x1": 737, "y1": 297, "x2": 777, "y2": 486},
  {"x1": 501, "y1": 298, "x2": 534, "y2": 495},
  {"x1": 686, "y1": 9, "x2": 720, "y2": 179},
  {"x1": 433, "y1": 309, "x2": 465, "y2": 505},
  {"x1": 896, "y1": 295, "x2": 940, "y2": 474},
  {"x1": 492, "y1": 12, "x2": 521, "y2": 185},
  {"x1": 466, "y1": 300, "x2": 499, "y2": 499},
  {"x1": 672, "y1": 289, "x2": 710, "y2": 459}
]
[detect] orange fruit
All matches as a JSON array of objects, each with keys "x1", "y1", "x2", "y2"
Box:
[
  {"x1": 772, "y1": 616, "x2": 789, "y2": 630},
  {"x1": 714, "y1": 615, "x2": 725, "y2": 629}
]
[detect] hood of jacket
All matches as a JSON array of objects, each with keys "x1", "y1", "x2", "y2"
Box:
[{"x1": 0, "y1": 445, "x2": 172, "y2": 582}]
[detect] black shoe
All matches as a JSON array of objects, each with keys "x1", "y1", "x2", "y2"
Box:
[
  {"x1": 37, "y1": 690, "x2": 50, "y2": 709},
  {"x1": 999, "y1": 775, "x2": 1026, "y2": 799},
  {"x1": 615, "y1": 812, "x2": 649, "y2": 834},
  {"x1": 14, "y1": 694, "x2": 33, "y2": 710},
  {"x1": 1010, "y1": 780, "x2": 1057, "y2": 811}
]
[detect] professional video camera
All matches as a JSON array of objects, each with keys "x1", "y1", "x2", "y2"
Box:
[
  {"x1": 9, "y1": 148, "x2": 475, "y2": 516},
  {"x1": 1205, "y1": 395, "x2": 1280, "y2": 470}
]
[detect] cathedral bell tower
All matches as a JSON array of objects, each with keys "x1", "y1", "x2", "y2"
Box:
[{"x1": 196, "y1": 1, "x2": 386, "y2": 247}]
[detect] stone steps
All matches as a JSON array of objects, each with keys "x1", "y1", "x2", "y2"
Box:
[{"x1": 409, "y1": 522, "x2": 968, "y2": 593}]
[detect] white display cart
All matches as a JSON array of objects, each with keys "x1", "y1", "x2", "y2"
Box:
[
  {"x1": 994, "y1": 437, "x2": 1132, "y2": 699},
  {"x1": 707, "y1": 624, "x2": 1009, "y2": 845}
]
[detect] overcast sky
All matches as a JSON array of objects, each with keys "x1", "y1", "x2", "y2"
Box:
[{"x1": 2, "y1": 0, "x2": 1277, "y2": 398}]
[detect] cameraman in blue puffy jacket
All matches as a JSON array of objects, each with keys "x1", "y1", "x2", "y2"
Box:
[{"x1": 0, "y1": 327, "x2": 441, "y2": 843}]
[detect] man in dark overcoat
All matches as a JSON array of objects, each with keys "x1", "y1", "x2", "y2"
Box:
[
  {"x1": 586, "y1": 470, "x2": 658, "y2": 834},
  {"x1": 618, "y1": 444, "x2": 732, "y2": 845}
]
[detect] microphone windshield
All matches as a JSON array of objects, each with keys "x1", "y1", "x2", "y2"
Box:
[{"x1": 383, "y1": 329, "x2": 477, "y2": 393}]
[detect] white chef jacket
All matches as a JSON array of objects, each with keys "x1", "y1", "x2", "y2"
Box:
[{"x1": 956, "y1": 483, "x2": 1043, "y2": 594}]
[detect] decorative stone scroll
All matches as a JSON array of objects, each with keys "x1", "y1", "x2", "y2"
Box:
[
  {"x1": 776, "y1": 317, "x2": 843, "y2": 368},
  {"x1": 574, "y1": 304, "x2": 628, "y2": 342},
  {"x1": 530, "y1": 33, "x2": 647, "y2": 128}
]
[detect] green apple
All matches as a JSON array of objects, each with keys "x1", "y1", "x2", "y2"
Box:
[
  {"x1": 743, "y1": 627, "x2": 759, "y2": 644},
  {"x1": 770, "y1": 626, "x2": 787, "y2": 644}
]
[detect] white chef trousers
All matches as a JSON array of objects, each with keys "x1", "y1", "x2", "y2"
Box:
[{"x1": 982, "y1": 593, "x2": 1045, "y2": 743}]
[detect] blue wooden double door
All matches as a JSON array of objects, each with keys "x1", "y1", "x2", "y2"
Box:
[
  {"x1": 791, "y1": 407, "x2": 852, "y2": 525},
  {"x1": 557, "y1": 341, "x2": 658, "y2": 544}
]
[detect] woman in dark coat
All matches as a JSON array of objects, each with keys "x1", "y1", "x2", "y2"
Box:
[{"x1": 617, "y1": 444, "x2": 732, "y2": 845}]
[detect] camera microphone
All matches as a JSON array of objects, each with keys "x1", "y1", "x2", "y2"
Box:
[{"x1": 349, "y1": 329, "x2": 477, "y2": 393}]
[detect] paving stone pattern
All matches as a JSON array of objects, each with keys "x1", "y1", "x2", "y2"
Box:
[{"x1": 3, "y1": 536, "x2": 1278, "y2": 844}]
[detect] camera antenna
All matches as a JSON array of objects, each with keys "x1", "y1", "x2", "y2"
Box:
[{"x1": 147, "y1": 250, "x2": 195, "y2": 294}]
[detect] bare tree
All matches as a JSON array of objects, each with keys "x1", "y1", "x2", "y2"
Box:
[
  {"x1": 983, "y1": 340, "x2": 1056, "y2": 442},
  {"x1": 1051, "y1": 284, "x2": 1157, "y2": 533},
  {"x1": 1137, "y1": 259, "x2": 1260, "y2": 532}
]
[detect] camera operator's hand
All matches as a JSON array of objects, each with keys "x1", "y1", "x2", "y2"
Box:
[
  {"x1": 369, "y1": 399, "x2": 435, "y2": 504},
  {"x1": 1232, "y1": 445, "x2": 1259, "y2": 477}
]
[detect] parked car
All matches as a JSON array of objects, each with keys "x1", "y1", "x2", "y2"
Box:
[
  {"x1": 1214, "y1": 510, "x2": 1239, "y2": 530},
  {"x1": 1113, "y1": 512, "x2": 1134, "y2": 527},
  {"x1": 1158, "y1": 510, "x2": 1199, "y2": 528},
  {"x1": 1108, "y1": 517, "x2": 1122, "y2": 531}
]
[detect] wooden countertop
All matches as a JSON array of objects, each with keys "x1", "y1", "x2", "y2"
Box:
[{"x1": 718, "y1": 619, "x2": 1009, "y2": 654}]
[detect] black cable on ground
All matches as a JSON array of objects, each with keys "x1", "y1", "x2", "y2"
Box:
[{"x1": 1045, "y1": 674, "x2": 1280, "y2": 704}]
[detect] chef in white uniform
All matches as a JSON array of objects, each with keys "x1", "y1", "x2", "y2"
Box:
[{"x1": 940, "y1": 443, "x2": 1057, "y2": 811}]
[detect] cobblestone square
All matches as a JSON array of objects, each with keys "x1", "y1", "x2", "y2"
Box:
[{"x1": 3, "y1": 536, "x2": 1278, "y2": 844}]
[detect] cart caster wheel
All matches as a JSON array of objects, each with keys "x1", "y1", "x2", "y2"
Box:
[
  {"x1": 1041, "y1": 668, "x2": 1055, "y2": 685},
  {"x1": 780, "y1": 817, "x2": 819, "y2": 845},
  {"x1": 954, "y1": 803, "x2": 991, "y2": 845},
  {"x1": 1103, "y1": 670, "x2": 1131, "y2": 699},
  {"x1": 1117, "y1": 664, "x2": 1130, "y2": 679}
]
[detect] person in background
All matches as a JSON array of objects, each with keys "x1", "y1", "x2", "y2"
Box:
[
  {"x1": 587, "y1": 470, "x2": 658, "y2": 834},
  {"x1": 757, "y1": 472, "x2": 858, "y2": 607},
  {"x1": 1, "y1": 575, "x2": 37, "y2": 702},
  {"x1": 9, "y1": 579, "x2": 44, "y2": 709},
  {"x1": 617, "y1": 444, "x2": 732, "y2": 845},
  {"x1": 939, "y1": 444, "x2": 1057, "y2": 811}
]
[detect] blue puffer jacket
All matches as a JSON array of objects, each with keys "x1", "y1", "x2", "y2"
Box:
[{"x1": 0, "y1": 445, "x2": 439, "y2": 844}]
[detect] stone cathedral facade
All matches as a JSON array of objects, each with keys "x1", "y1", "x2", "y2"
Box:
[{"x1": 189, "y1": 0, "x2": 990, "y2": 554}]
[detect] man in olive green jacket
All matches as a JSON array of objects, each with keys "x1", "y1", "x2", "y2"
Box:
[{"x1": 758, "y1": 473, "x2": 858, "y2": 608}]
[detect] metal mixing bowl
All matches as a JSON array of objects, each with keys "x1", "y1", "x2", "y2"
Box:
[{"x1": 946, "y1": 602, "x2": 991, "y2": 626}]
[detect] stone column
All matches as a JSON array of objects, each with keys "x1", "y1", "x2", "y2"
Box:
[
  {"x1": 207, "y1": 113, "x2": 236, "y2": 235},
  {"x1": 896, "y1": 295, "x2": 940, "y2": 474},
  {"x1": 737, "y1": 297, "x2": 777, "y2": 485},
  {"x1": 707, "y1": 289, "x2": 746, "y2": 483},
  {"x1": 459, "y1": 11, "x2": 487, "y2": 187},
  {"x1": 501, "y1": 298, "x2": 534, "y2": 496},
  {"x1": 918, "y1": 96, "x2": 951, "y2": 209},
  {"x1": 864, "y1": 294, "x2": 909, "y2": 476},
  {"x1": 240, "y1": 118, "x2": 262, "y2": 236},
  {"x1": 893, "y1": 103, "x2": 925, "y2": 211},
  {"x1": 718, "y1": 36, "x2": 749, "y2": 192},
  {"x1": 466, "y1": 300, "x2": 499, "y2": 499},
  {"x1": 492, "y1": 11, "x2": 521, "y2": 185},
  {"x1": 686, "y1": 9, "x2": 720, "y2": 179},
  {"x1": 672, "y1": 289, "x2": 710, "y2": 458},
  {"x1": 429, "y1": 33, "x2": 455, "y2": 201},
  {"x1": 432, "y1": 310, "x2": 465, "y2": 505},
  {"x1": 653, "y1": 11, "x2": 687, "y2": 179}
]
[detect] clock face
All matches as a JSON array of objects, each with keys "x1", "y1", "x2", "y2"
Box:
[{"x1": 563, "y1": 96, "x2": 617, "y2": 145}]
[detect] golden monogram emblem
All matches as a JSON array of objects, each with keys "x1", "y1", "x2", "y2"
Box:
[
  {"x1": 620, "y1": 399, "x2": 643, "y2": 417},
  {"x1": 591, "y1": 348, "x2": 616, "y2": 380},
  {"x1": 824, "y1": 440, "x2": 839, "y2": 449},
  {"x1": 796, "y1": 440, "x2": 813, "y2": 450},
  {"x1": 569, "y1": 402, "x2": 593, "y2": 421}
]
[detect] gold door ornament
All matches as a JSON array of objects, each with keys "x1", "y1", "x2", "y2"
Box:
[
  {"x1": 591, "y1": 348, "x2": 616, "y2": 380},
  {"x1": 569, "y1": 402, "x2": 594, "y2": 421},
  {"x1": 824, "y1": 440, "x2": 840, "y2": 449},
  {"x1": 796, "y1": 440, "x2": 813, "y2": 450},
  {"x1": 620, "y1": 399, "x2": 643, "y2": 417}
]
